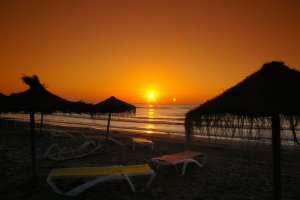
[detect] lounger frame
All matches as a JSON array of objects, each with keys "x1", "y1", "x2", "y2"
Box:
[
  {"x1": 47, "y1": 165, "x2": 156, "y2": 196},
  {"x1": 150, "y1": 151, "x2": 207, "y2": 176},
  {"x1": 44, "y1": 140, "x2": 103, "y2": 161},
  {"x1": 132, "y1": 138, "x2": 154, "y2": 151}
]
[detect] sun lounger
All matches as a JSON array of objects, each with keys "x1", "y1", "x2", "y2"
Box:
[
  {"x1": 132, "y1": 137, "x2": 154, "y2": 151},
  {"x1": 46, "y1": 164, "x2": 156, "y2": 196},
  {"x1": 44, "y1": 140, "x2": 104, "y2": 161},
  {"x1": 82, "y1": 134, "x2": 126, "y2": 146},
  {"x1": 150, "y1": 150, "x2": 207, "y2": 176},
  {"x1": 32, "y1": 128, "x2": 78, "y2": 140}
]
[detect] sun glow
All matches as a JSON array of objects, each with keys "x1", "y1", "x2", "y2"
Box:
[
  {"x1": 148, "y1": 93, "x2": 154, "y2": 99},
  {"x1": 146, "y1": 91, "x2": 157, "y2": 103}
]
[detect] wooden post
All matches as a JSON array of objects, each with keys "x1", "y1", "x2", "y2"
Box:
[
  {"x1": 271, "y1": 114, "x2": 281, "y2": 200},
  {"x1": 39, "y1": 112, "x2": 43, "y2": 134},
  {"x1": 30, "y1": 112, "x2": 36, "y2": 186},
  {"x1": 105, "y1": 112, "x2": 112, "y2": 143}
]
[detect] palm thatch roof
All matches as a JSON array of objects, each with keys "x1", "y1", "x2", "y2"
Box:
[
  {"x1": 92, "y1": 96, "x2": 136, "y2": 143},
  {"x1": 187, "y1": 61, "x2": 300, "y2": 119},
  {"x1": 4, "y1": 75, "x2": 92, "y2": 186},
  {"x1": 8, "y1": 75, "x2": 74, "y2": 113},
  {"x1": 0, "y1": 92, "x2": 6, "y2": 98},
  {"x1": 0, "y1": 93, "x2": 9, "y2": 113},
  {"x1": 185, "y1": 61, "x2": 300, "y2": 200},
  {"x1": 93, "y1": 96, "x2": 136, "y2": 114},
  {"x1": 185, "y1": 61, "x2": 300, "y2": 137}
]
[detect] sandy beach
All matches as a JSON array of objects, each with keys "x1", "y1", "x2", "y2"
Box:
[
  {"x1": 0, "y1": 122, "x2": 299, "y2": 200},
  {"x1": 1, "y1": 1, "x2": 300, "y2": 199}
]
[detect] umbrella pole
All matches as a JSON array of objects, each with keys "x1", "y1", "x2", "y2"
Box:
[
  {"x1": 39, "y1": 112, "x2": 43, "y2": 134},
  {"x1": 271, "y1": 114, "x2": 281, "y2": 200},
  {"x1": 105, "y1": 112, "x2": 112, "y2": 143},
  {"x1": 30, "y1": 112, "x2": 37, "y2": 186}
]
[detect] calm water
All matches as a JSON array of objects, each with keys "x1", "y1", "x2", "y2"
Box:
[
  {"x1": 1, "y1": 104, "x2": 196, "y2": 135},
  {"x1": 1, "y1": 104, "x2": 299, "y2": 144}
]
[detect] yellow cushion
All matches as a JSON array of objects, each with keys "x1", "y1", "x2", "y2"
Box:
[{"x1": 50, "y1": 164, "x2": 152, "y2": 179}]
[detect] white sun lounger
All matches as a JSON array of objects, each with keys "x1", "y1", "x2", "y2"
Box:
[
  {"x1": 44, "y1": 140, "x2": 104, "y2": 161},
  {"x1": 132, "y1": 138, "x2": 154, "y2": 151},
  {"x1": 46, "y1": 164, "x2": 156, "y2": 196},
  {"x1": 82, "y1": 134, "x2": 125, "y2": 146},
  {"x1": 150, "y1": 150, "x2": 207, "y2": 176},
  {"x1": 35, "y1": 128, "x2": 79, "y2": 140}
]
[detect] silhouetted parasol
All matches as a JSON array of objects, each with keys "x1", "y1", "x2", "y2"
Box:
[
  {"x1": 0, "y1": 93, "x2": 7, "y2": 99},
  {"x1": 93, "y1": 96, "x2": 136, "y2": 142},
  {"x1": 185, "y1": 61, "x2": 300, "y2": 200},
  {"x1": 8, "y1": 75, "x2": 82, "y2": 185},
  {"x1": 0, "y1": 93, "x2": 9, "y2": 113}
]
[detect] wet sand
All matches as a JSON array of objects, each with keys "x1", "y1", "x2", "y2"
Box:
[{"x1": 0, "y1": 123, "x2": 299, "y2": 200}]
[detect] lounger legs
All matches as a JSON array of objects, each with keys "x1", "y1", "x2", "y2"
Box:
[
  {"x1": 47, "y1": 172, "x2": 156, "y2": 196},
  {"x1": 181, "y1": 159, "x2": 201, "y2": 176},
  {"x1": 47, "y1": 175, "x2": 64, "y2": 195},
  {"x1": 124, "y1": 174, "x2": 136, "y2": 192},
  {"x1": 181, "y1": 153, "x2": 207, "y2": 175},
  {"x1": 150, "y1": 153, "x2": 207, "y2": 176},
  {"x1": 44, "y1": 141, "x2": 104, "y2": 161},
  {"x1": 132, "y1": 141, "x2": 153, "y2": 151},
  {"x1": 144, "y1": 173, "x2": 156, "y2": 190},
  {"x1": 122, "y1": 173, "x2": 156, "y2": 192},
  {"x1": 47, "y1": 174, "x2": 124, "y2": 196}
]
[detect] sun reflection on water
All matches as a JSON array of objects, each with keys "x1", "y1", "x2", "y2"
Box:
[
  {"x1": 146, "y1": 105, "x2": 155, "y2": 133},
  {"x1": 148, "y1": 109, "x2": 154, "y2": 118}
]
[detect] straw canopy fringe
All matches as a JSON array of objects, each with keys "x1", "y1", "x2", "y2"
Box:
[
  {"x1": 185, "y1": 61, "x2": 300, "y2": 143},
  {"x1": 185, "y1": 61, "x2": 300, "y2": 200}
]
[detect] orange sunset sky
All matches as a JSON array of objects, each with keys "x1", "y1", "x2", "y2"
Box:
[{"x1": 0, "y1": 0, "x2": 299, "y2": 104}]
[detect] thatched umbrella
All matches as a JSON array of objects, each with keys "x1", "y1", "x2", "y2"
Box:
[
  {"x1": 0, "y1": 93, "x2": 10, "y2": 128},
  {"x1": 185, "y1": 61, "x2": 300, "y2": 200},
  {"x1": 92, "y1": 96, "x2": 136, "y2": 142},
  {"x1": 0, "y1": 92, "x2": 7, "y2": 100},
  {"x1": 0, "y1": 93, "x2": 9, "y2": 112},
  {"x1": 8, "y1": 75, "x2": 81, "y2": 185},
  {"x1": 0, "y1": 93, "x2": 10, "y2": 127}
]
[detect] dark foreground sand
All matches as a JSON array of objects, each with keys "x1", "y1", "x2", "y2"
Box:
[{"x1": 0, "y1": 124, "x2": 299, "y2": 200}]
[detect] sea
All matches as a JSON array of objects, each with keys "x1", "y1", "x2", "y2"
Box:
[
  {"x1": 1, "y1": 103, "x2": 299, "y2": 144},
  {"x1": 1, "y1": 104, "x2": 195, "y2": 136}
]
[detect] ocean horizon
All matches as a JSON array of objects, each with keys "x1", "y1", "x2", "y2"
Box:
[
  {"x1": 1, "y1": 103, "x2": 299, "y2": 144},
  {"x1": 1, "y1": 104, "x2": 196, "y2": 135}
]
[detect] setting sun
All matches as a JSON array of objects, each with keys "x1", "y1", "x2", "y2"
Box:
[
  {"x1": 145, "y1": 90, "x2": 158, "y2": 103},
  {"x1": 0, "y1": 1, "x2": 300, "y2": 199},
  {"x1": 148, "y1": 93, "x2": 154, "y2": 99}
]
